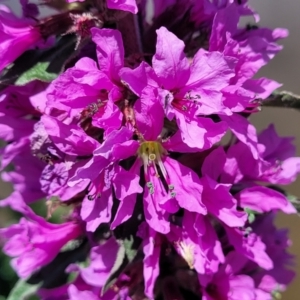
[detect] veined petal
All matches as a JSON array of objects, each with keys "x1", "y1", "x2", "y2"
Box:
[
  {"x1": 91, "y1": 28, "x2": 124, "y2": 82},
  {"x1": 201, "y1": 176, "x2": 247, "y2": 227},
  {"x1": 164, "y1": 157, "x2": 207, "y2": 215},
  {"x1": 120, "y1": 62, "x2": 159, "y2": 97},
  {"x1": 220, "y1": 114, "x2": 259, "y2": 159},
  {"x1": 176, "y1": 113, "x2": 227, "y2": 150},
  {"x1": 187, "y1": 49, "x2": 236, "y2": 91},
  {"x1": 153, "y1": 27, "x2": 190, "y2": 90}
]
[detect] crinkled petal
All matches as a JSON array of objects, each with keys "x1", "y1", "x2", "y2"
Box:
[
  {"x1": 164, "y1": 157, "x2": 206, "y2": 215},
  {"x1": 153, "y1": 27, "x2": 190, "y2": 90}
]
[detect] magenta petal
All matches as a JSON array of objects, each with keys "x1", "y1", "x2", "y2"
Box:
[
  {"x1": 134, "y1": 87, "x2": 165, "y2": 140},
  {"x1": 79, "y1": 238, "x2": 119, "y2": 287},
  {"x1": 111, "y1": 194, "x2": 136, "y2": 230},
  {"x1": 143, "y1": 170, "x2": 170, "y2": 234},
  {"x1": 236, "y1": 186, "x2": 296, "y2": 214},
  {"x1": 187, "y1": 49, "x2": 236, "y2": 91},
  {"x1": 221, "y1": 114, "x2": 259, "y2": 159},
  {"x1": 110, "y1": 166, "x2": 142, "y2": 229},
  {"x1": 113, "y1": 166, "x2": 142, "y2": 201},
  {"x1": 209, "y1": 4, "x2": 239, "y2": 51},
  {"x1": 243, "y1": 78, "x2": 281, "y2": 100},
  {"x1": 68, "y1": 285, "x2": 99, "y2": 300},
  {"x1": 143, "y1": 226, "x2": 161, "y2": 298},
  {"x1": 69, "y1": 155, "x2": 109, "y2": 185},
  {"x1": 201, "y1": 176, "x2": 247, "y2": 227},
  {"x1": 42, "y1": 115, "x2": 98, "y2": 156},
  {"x1": 106, "y1": 0, "x2": 138, "y2": 14},
  {"x1": 258, "y1": 124, "x2": 295, "y2": 160},
  {"x1": 91, "y1": 28, "x2": 124, "y2": 82},
  {"x1": 225, "y1": 226, "x2": 273, "y2": 270},
  {"x1": 1, "y1": 216, "x2": 81, "y2": 278},
  {"x1": 120, "y1": 62, "x2": 159, "y2": 97},
  {"x1": 153, "y1": 27, "x2": 190, "y2": 90},
  {"x1": 92, "y1": 99, "x2": 122, "y2": 132},
  {"x1": 81, "y1": 188, "x2": 113, "y2": 232},
  {"x1": 272, "y1": 157, "x2": 300, "y2": 185},
  {"x1": 94, "y1": 127, "x2": 133, "y2": 158},
  {"x1": 176, "y1": 113, "x2": 227, "y2": 150},
  {"x1": 222, "y1": 85, "x2": 255, "y2": 113},
  {"x1": 163, "y1": 130, "x2": 198, "y2": 153},
  {"x1": 164, "y1": 157, "x2": 207, "y2": 215},
  {"x1": 0, "y1": 9, "x2": 41, "y2": 71},
  {"x1": 202, "y1": 147, "x2": 226, "y2": 181}
]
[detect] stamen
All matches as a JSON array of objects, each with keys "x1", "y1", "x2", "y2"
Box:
[
  {"x1": 137, "y1": 141, "x2": 175, "y2": 196},
  {"x1": 168, "y1": 184, "x2": 176, "y2": 198},
  {"x1": 86, "y1": 181, "x2": 102, "y2": 201},
  {"x1": 149, "y1": 153, "x2": 156, "y2": 161},
  {"x1": 170, "y1": 90, "x2": 201, "y2": 112},
  {"x1": 177, "y1": 241, "x2": 195, "y2": 269},
  {"x1": 146, "y1": 182, "x2": 154, "y2": 194}
]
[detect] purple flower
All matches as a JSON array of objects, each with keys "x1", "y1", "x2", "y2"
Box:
[
  {"x1": 210, "y1": 4, "x2": 287, "y2": 104},
  {"x1": 0, "y1": 197, "x2": 82, "y2": 278},
  {"x1": 0, "y1": 5, "x2": 41, "y2": 71},
  {"x1": 199, "y1": 251, "x2": 256, "y2": 300},
  {"x1": 138, "y1": 222, "x2": 161, "y2": 298},
  {"x1": 225, "y1": 226, "x2": 273, "y2": 270},
  {"x1": 121, "y1": 26, "x2": 231, "y2": 150},
  {"x1": 168, "y1": 211, "x2": 224, "y2": 274},
  {"x1": 123, "y1": 90, "x2": 207, "y2": 233},
  {"x1": 68, "y1": 127, "x2": 142, "y2": 232},
  {"x1": 20, "y1": 0, "x2": 39, "y2": 18},
  {"x1": 204, "y1": 146, "x2": 296, "y2": 214},
  {"x1": 46, "y1": 28, "x2": 125, "y2": 131},
  {"x1": 201, "y1": 146, "x2": 247, "y2": 227},
  {"x1": 252, "y1": 214, "x2": 295, "y2": 295},
  {"x1": 68, "y1": 237, "x2": 119, "y2": 288},
  {"x1": 221, "y1": 124, "x2": 300, "y2": 186}
]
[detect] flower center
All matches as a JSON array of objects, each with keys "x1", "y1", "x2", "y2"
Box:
[
  {"x1": 170, "y1": 90, "x2": 201, "y2": 112},
  {"x1": 137, "y1": 141, "x2": 175, "y2": 197}
]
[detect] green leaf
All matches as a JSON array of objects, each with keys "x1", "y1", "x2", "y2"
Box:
[
  {"x1": 7, "y1": 279, "x2": 41, "y2": 300},
  {"x1": 248, "y1": 212, "x2": 255, "y2": 223},
  {"x1": 287, "y1": 194, "x2": 300, "y2": 215},
  {"x1": 123, "y1": 235, "x2": 137, "y2": 261},
  {"x1": 0, "y1": 34, "x2": 77, "y2": 89},
  {"x1": 244, "y1": 207, "x2": 259, "y2": 223},
  {"x1": 15, "y1": 62, "x2": 57, "y2": 85}
]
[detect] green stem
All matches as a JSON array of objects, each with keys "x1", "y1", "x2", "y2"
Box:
[{"x1": 262, "y1": 91, "x2": 300, "y2": 109}]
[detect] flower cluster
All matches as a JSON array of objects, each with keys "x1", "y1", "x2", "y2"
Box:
[{"x1": 0, "y1": 0, "x2": 298, "y2": 299}]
